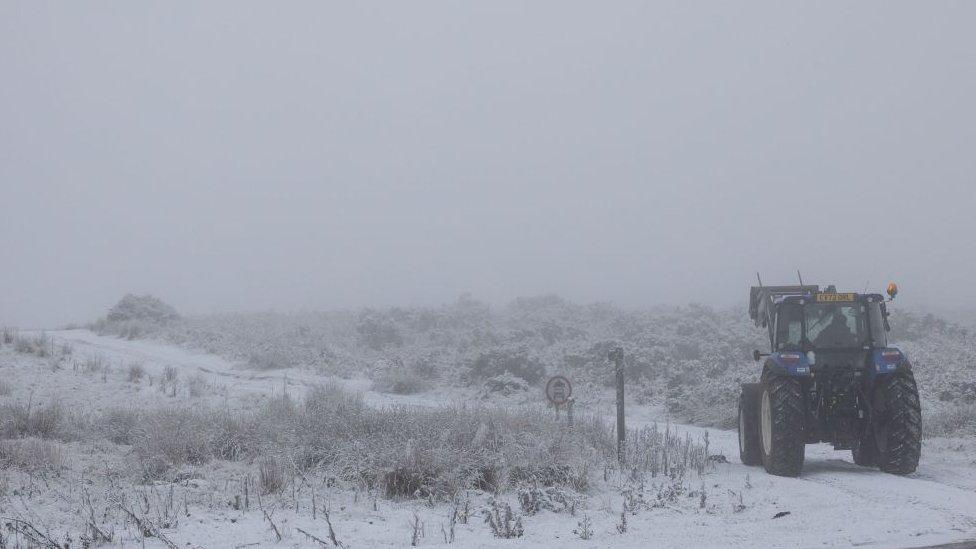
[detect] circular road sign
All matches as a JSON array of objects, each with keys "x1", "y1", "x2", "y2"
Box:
[{"x1": 545, "y1": 376, "x2": 572, "y2": 406}]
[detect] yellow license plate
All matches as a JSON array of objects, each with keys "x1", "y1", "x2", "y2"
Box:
[{"x1": 816, "y1": 293, "x2": 856, "y2": 302}]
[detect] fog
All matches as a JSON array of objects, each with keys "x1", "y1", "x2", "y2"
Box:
[{"x1": 2, "y1": 1, "x2": 974, "y2": 328}]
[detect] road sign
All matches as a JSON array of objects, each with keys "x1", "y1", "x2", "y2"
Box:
[{"x1": 545, "y1": 376, "x2": 572, "y2": 406}]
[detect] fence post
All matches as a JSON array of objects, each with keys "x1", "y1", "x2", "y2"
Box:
[{"x1": 609, "y1": 347, "x2": 625, "y2": 465}]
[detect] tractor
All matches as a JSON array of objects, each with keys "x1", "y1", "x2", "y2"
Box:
[{"x1": 738, "y1": 282, "x2": 921, "y2": 477}]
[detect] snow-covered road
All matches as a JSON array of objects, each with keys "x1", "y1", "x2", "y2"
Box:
[{"x1": 46, "y1": 330, "x2": 976, "y2": 548}]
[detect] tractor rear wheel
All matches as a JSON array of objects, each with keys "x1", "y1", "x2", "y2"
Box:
[
  {"x1": 873, "y1": 369, "x2": 922, "y2": 475},
  {"x1": 759, "y1": 375, "x2": 805, "y2": 477},
  {"x1": 738, "y1": 383, "x2": 762, "y2": 466}
]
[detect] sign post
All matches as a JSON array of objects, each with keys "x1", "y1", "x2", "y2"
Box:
[
  {"x1": 545, "y1": 376, "x2": 573, "y2": 423},
  {"x1": 609, "y1": 347, "x2": 625, "y2": 465}
]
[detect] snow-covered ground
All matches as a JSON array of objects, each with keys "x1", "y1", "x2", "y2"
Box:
[{"x1": 1, "y1": 329, "x2": 975, "y2": 548}]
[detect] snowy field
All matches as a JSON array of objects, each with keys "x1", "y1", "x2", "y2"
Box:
[{"x1": 1, "y1": 329, "x2": 974, "y2": 548}]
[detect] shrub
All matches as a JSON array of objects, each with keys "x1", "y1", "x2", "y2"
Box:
[
  {"x1": 0, "y1": 381, "x2": 10, "y2": 397},
  {"x1": 106, "y1": 294, "x2": 180, "y2": 323},
  {"x1": 481, "y1": 373, "x2": 529, "y2": 396},
  {"x1": 100, "y1": 408, "x2": 141, "y2": 445},
  {"x1": 356, "y1": 313, "x2": 403, "y2": 350},
  {"x1": 485, "y1": 501, "x2": 524, "y2": 539},
  {"x1": 247, "y1": 350, "x2": 290, "y2": 370},
  {"x1": 373, "y1": 367, "x2": 426, "y2": 395},
  {"x1": 470, "y1": 349, "x2": 546, "y2": 384}
]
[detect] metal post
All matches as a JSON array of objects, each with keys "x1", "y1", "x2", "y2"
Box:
[
  {"x1": 567, "y1": 397, "x2": 575, "y2": 428},
  {"x1": 610, "y1": 347, "x2": 625, "y2": 465}
]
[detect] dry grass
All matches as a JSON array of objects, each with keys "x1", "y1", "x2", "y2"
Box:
[
  {"x1": 0, "y1": 437, "x2": 64, "y2": 473},
  {"x1": 127, "y1": 363, "x2": 145, "y2": 383},
  {"x1": 187, "y1": 374, "x2": 207, "y2": 397},
  {"x1": 926, "y1": 403, "x2": 976, "y2": 437},
  {"x1": 259, "y1": 456, "x2": 286, "y2": 494},
  {"x1": 13, "y1": 333, "x2": 52, "y2": 357},
  {"x1": 163, "y1": 365, "x2": 178, "y2": 384},
  {"x1": 0, "y1": 401, "x2": 64, "y2": 439},
  {"x1": 82, "y1": 354, "x2": 105, "y2": 374}
]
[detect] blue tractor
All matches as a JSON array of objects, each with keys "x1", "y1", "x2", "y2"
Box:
[{"x1": 738, "y1": 282, "x2": 921, "y2": 477}]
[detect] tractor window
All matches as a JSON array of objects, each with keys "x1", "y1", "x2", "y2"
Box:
[
  {"x1": 868, "y1": 302, "x2": 888, "y2": 346},
  {"x1": 775, "y1": 303, "x2": 803, "y2": 350},
  {"x1": 805, "y1": 303, "x2": 866, "y2": 348}
]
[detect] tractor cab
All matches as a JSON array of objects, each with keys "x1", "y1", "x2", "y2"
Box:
[
  {"x1": 770, "y1": 292, "x2": 889, "y2": 353},
  {"x1": 749, "y1": 285, "x2": 894, "y2": 355}
]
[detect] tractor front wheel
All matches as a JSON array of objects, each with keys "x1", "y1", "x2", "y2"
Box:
[
  {"x1": 738, "y1": 383, "x2": 762, "y2": 466},
  {"x1": 759, "y1": 375, "x2": 806, "y2": 477},
  {"x1": 873, "y1": 369, "x2": 922, "y2": 475}
]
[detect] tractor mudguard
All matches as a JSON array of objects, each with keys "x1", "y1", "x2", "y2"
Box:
[
  {"x1": 763, "y1": 351, "x2": 813, "y2": 378},
  {"x1": 867, "y1": 347, "x2": 911, "y2": 380}
]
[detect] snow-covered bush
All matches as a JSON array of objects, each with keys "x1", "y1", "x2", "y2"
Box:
[
  {"x1": 373, "y1": 366, "x2": 426, "y2": 394},
  {"x1": 106, "y1": 294, "x2": 179, "y2": 323},
  {"x1": 480, "y1": 373, "x2": 530, "y2": 396},
  {"x1": 92, "y1": 294, "x2": 180, "y2": 339},
  {"x1": 469, "y1": 348, "x2": 546, "y2": 384},
  {"x1": 247, "y1": 349, "x2": 292, "y2": 370},
  {"x1": 356, "y1": 311, "x2": 403, "y2": 350}
]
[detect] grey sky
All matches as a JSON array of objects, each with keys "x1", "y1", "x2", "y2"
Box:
[{"x1": 2, "y1": 2, "x2": 975, "y2": 327}]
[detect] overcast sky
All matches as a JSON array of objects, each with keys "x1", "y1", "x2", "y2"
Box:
[{"x1": 2, "y1": 2, "x2": 975, "y2": 327}]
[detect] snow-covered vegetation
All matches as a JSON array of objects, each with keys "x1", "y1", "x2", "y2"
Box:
[
  {"x1": 92, "y1": 294, "x2": 976, "y2": 434},
  {"x1": 0, "y1": 334, "x2": 715, "y2": 547}
]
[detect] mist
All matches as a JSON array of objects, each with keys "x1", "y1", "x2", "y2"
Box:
[{"x1": 2, "y1": 1, "x2": 975, "y2": 328}]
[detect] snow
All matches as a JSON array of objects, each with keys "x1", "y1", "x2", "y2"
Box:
[{"x1": 1, "y1": 329, "x2": 975, "y2": 548}]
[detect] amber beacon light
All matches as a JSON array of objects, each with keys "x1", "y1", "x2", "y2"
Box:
[{"x1": 886, "y1": 282, "x2": 898, "y2": 299}]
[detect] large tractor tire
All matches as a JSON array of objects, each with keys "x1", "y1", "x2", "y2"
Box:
[
  {"x1": 873, "y1": 369, "x2": 922, "y2": 475},
  {"x1": 738, "y1": 384, "x2": 763, "y2": 466},
  {"x1": 759, "y1": 375, "x2": 806, "y2": 477}
]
